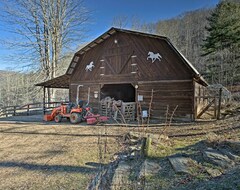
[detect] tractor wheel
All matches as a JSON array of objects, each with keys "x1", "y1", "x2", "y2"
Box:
[
  {"x1": 55, "y1": 114, "x2": 62, "y2": 123},
  {"x1": 70, "y1": 113, "x2": 82, "y2": 124}
]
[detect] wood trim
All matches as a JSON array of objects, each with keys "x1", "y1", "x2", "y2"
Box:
[
  {"x1": 138, "y1": 80, "x2": 192, "y2": 84},
  {"x1": 70, "y1": 79, "x2": 193, "y2": 85},
  {"x1": 71, "y1": 81, "x2": 136, "y2": 85}
]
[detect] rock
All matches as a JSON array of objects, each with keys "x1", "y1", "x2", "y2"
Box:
[
  {"x1": 129, "y1": 145, "x2": 142, "y2": 152},
  {"x1": 130, "y1": 151, "x2": 136, "y2": 157},
  {"x1": 158, "y1": 134, "x2": 169, "y2": 140},
  {"x1": 111, "y1": 161, "x2": 131, "y2": 188},
  {"x1": 203, "y1": 148, "x2": 235, "y2": 168},
  {"x1": 206, "y1": 167, "x2": 222, "y2": 177},
  {"x1": 225, "y1": 141, "x2": 240, "y2": 153},
  {"x1": 139, "y1": 159, "x2": 161, "y2": 178},
  {"x1": 129, "y1": 138, "x2": 139, "y2": 145},
  {"x1": 168, "y1": 156, "x2": 193, "y2": 174},
  {"x1": 129, "y1": 132, "x2": 141, "y2": 139},
  {"x1": 219, "y1": 148, "x2": 240, "y2": 161}
]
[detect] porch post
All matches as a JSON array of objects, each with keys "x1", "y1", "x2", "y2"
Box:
[
  {"x1": 217, "y1": 88, "x2": 222, "y2": 120},
  {"x1": 43, "y1": 87, "x2": 46, "y2": 115}
]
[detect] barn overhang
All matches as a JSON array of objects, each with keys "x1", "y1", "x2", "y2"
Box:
[
  {"x1": 35, "y1": 74, "x2": 70, "y2": 89},
  {"x1": 194, "y1": 75, "x2": 208, "y2": 86}
]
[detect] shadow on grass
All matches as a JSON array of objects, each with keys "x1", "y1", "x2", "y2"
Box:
[
  {"x1": 0, "y1": 161, "x2": 99, "y2": 174},
  {"x1": 85, "y1": 162, "x2": 107, "y2": 168},
  {"x1": 0, "y1": 125, "x2": 32, "y2": 132},
  {"x1": 0, "y1": 130, "x2": 121, "y2": 138}
]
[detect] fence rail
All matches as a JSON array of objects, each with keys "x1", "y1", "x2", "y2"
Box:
[{"x1": 0, "y1": 102, "x2": 68, "y2": 117}]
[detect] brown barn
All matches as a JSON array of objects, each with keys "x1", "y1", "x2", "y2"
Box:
[{"x1": 36, "y1": 27, "x2": 207, "y2": 121}]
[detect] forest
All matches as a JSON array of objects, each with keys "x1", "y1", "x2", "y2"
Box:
[{"x1": 0, "y1": 0, "x2": 239, "y2": 107}]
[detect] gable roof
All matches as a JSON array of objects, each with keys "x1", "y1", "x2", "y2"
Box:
[{"x1": 36, "y1": 27, "x2": 207, "y2": 88}]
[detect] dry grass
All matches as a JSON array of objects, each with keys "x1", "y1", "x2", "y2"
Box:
[
  {"x1": 0, "y1": 112, "x2": 239, "y2": 189},
  {"x1": 0, "y1": 123, "x2": 128, "y2": 190}
]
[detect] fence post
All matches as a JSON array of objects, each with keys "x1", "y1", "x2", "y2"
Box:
[
  {"x1": 194, "y1": 97, "x2": 197, "y2": 120},
  {"x1": 43, "y1": 87, "x2": 46, "y2": 115},
  {"x1": 4, "y1": 108, "x2": 8, "y2": 117},
  {"x1": 13, "y1": 106, "x2": 16, "y2": 116},
  {"x1": 217, "y1": 88, "x2": 222, "y2": 120},
  {"x1": 27, "y1": 105, "x2": 30, "y2": 116},
  {"x1": 214, "y1": 97, "x2": 217, "y2": 119}
]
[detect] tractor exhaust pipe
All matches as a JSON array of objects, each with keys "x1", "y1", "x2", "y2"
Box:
[
  {"x1": 86, "y1": 87, "x2": 90, "y2": 106},
  {"x1": 76, "y1": 85, "x2": 83, "y2": 105}
]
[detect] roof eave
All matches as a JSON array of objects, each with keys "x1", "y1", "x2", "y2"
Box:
[{"x1": 35, "y1": 74, "x2": 70, "y2": 89}]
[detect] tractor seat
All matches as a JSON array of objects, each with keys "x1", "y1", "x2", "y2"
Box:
[
  {"x1": 67, "y1": 102, "x2": 75, "y2": 113},
  {"x1": 78, "y1": 100, "x2": 84, "y2": 108}
]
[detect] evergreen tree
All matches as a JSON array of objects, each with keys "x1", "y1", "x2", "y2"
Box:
[{"x1": 202, "y1": 0, "x2": 240, "y2": 86}]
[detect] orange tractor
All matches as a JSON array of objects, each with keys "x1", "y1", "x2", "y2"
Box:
[{"x1": 44, "y1": 100, "x2": 91, "y2": 124}]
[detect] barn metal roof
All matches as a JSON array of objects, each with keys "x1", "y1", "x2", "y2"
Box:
[{"x1": 36, "y1": 27, "x2": 207, "y2": 88}]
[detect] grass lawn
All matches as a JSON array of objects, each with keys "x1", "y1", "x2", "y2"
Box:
[
  {"x1": 0, "y1": 123, "x2": 127, "y2": 189},
  {"x1": 0, "y1": 112, "x2": 239, "y2": 189}
]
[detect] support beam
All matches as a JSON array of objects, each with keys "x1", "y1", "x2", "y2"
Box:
[
  {"x1": 43, "y1": 87, "x2": 46, "y2": 115},
  {"x1": 197, "y1": 99, "x2": 215, "y2": 119},
  {"x1": 217, "y1": 88, "x2": 222, "y2": 120}
]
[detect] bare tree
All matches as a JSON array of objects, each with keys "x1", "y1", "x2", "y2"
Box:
[
  {"x1": 112, "y1": 15, "x2": 128, "y2": 29},
  {"x1": 0, "y1": 0, "x2": 90, "y2": 100}
]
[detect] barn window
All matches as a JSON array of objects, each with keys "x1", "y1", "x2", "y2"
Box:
[{"x1": 100, "y1": 84, "x2": 135, "y2": 102}]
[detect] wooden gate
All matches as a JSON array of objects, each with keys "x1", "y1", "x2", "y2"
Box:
[{"x1": 195, "y1": 88, "x2": 222, "y2": 119}]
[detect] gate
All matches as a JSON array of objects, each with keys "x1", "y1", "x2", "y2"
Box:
[{"x1": 195, "y1": 88, "x2": 223, "y2": 119}]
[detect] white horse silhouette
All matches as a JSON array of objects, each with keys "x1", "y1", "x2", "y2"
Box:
[
  {"x1": 147, "y1": 52, "x2": 162, "y2": 63},
  {"x1": 85, "y1": 61, "x2": 95, "y2": 71}
]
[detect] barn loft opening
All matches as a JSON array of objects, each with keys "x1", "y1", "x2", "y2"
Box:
[{"x1": 100, "y1": 84, "x2": 135, "y2": 102}]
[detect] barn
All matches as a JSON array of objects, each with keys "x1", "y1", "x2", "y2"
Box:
[{"x1": 36, "y1": 27, "x2": 207, "y2": 122}]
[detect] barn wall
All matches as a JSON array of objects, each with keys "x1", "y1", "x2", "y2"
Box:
[
  {"x1": 68, "y1": 80, "x2": 204, "y2": 120},
  {"x1": 137, "y1": 80, "x2": 194, "y2": 120},
  {"x1": 70, "y1": 32, "x2": 194, "y2": 85},
  {"x1": 69, "y1": 84, "x2": 100, "y2": 113}
]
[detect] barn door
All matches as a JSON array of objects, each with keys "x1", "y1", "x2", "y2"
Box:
[
  {"x1": 102, "y1": 46, "x2": 133, "y2": 75},
  {"x1": 100, "y1": 84, "x2": 135, "y2": 102}
]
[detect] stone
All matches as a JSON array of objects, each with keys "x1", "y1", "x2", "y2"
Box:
[
  {"x1": 219, "y1": 148, "x2": 240, "y2": 161},
  {"x1": 129, "y1": 145, "x2": 142, "y2": 152},
  {"x1": 168, "y1": 156, "x2": 192, "y2": 174},
  {"x1": 158, "y1": 134, "x2": 169, "y2": 140},
  {"x1": 129, "y1": 138, "x2": 139, "y2": 145},
  {"x1": 129, "y1": 132, "x2": 141, "y2": 139},
  {"x1": 206, "y1": 167, "x2": 222, "y2": 177},
  {"x1": 111, "y1": 161, "x2": 131, "y2": 188},
  {"x1": 203, "y1": 148, "x2": 235, "y2": 168},
  {"x1": 139, "y1": 159, "x2": 161, "y2": 178},
  {"x1": 225, "y1": 141, "x2": 240, "y2": 153}
]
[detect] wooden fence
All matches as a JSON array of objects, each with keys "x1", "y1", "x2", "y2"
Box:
[{"x1": 0, "y1": 102, "x2": 67, "y2": 117}]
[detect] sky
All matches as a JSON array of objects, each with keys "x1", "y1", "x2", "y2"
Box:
[
  {"x1": 84, "y1": 0, "x2": 219, "y2": 38},
  {"x1": 0, "y1": 0, "x2": 219, "y2": 71}
]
